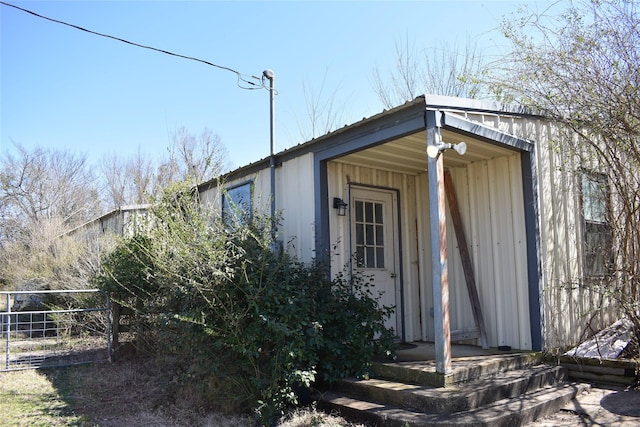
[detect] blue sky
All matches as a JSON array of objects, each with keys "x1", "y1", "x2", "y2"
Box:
[{"x1": 1, "y1": 1, "x2": 551, "y2": 170}]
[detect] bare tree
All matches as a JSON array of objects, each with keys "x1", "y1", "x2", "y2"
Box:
[
  {"x1": 372, "y1": 34, "x2": 490, "y2": 108},
  {"x1": 157, "y1": 127, "x2": 229, "y2": 189},
  {"x1": 1, "y1": 128, "x2": 228, "y2": 288},
  {"x1": 295, "y1": 72, "x2": 352, "y2": 141},
  {"x1": 99, "y1": 127, "x2": 228, "y2": 208},
  {"x1": 0, "y1": 143, "x2": 102, "y2": 287},
  {"x1": 490, "y1": 0, "x2": 639, "y2": 342},
  {"x1": 0, "y1": 143, "x2": 101, "y2": 231},
  {"x1": 100, "y1": 149, "x2": 155, "y2": 209},
  {"x1": 100, "y1": 152, "x2": 128, "y2": 209}
]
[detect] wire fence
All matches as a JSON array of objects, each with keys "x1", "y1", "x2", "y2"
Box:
[{"x1": 0, "y1": 289, "x2": 111, "y2": 371}]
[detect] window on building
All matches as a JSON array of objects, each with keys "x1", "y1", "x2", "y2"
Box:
[
  {"x1": 581, "y1": 171, "x2": 613, "y2": 277},
  {"x1": 222, "y1": 181, "x2": 253, "y2": 225}
]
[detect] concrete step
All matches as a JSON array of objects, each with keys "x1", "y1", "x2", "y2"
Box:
[
  {"x1": 336, "y1": 364, "x2": 568, "y2": 414},
  {"x1": 373, "y1": 353, "x2": 543, "y2": 387},
  {"x1": 317, "y1": 382, "x2": 591, "y2": 427}
]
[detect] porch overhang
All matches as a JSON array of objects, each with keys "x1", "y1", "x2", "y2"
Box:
[
  {"x1": 311, "y1": 96, "x2": 542, "y2": 377},
  {"x1": 427, "y1": 108, "x2": 541, "y2": 376},
  {"x1": 441, "y1": 111, "x2": 534, "y2": 152}
]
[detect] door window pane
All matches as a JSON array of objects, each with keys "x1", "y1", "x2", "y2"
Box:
[
  {"x1": 355, "y1": 201, "x2": 363, "y2": 222},
  {"x1": 366, "y1": 247, "x2": 375, "y2": 268},
  {"x1": 376, "y1": 248, "x2": 385, "y2": 268},
  {"x1": 354, "y1": 200, "x2": 385, "y2": 269},
  {"x1": 356, "y1": 223, "x2": 364, "y2": 245},
  {"x1": 376, "y1": 225, "x2": 384, "y2": 246},
  {"x1": 366, "y1": 224, "x2": 374, "y2": 245},
  {"x1": 365, "y1": 202, "x2": 373, "y2": 223},
  {"x1": 375, "y1": 203, "x2": 383, "y2": 223}
]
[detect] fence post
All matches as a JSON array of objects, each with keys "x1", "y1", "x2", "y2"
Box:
[
  {"x1": 105, "y1": 292, "x2": 112, "y2": 362},
  {"x1": 112, "y1": 300, "x2": 120, "y2": 351},
  {"x1": 5, "y1": 293, "x2": 11, "y2": 370}
]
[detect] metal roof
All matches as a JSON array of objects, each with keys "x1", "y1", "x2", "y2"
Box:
[{"x1": 198, "y1": 95, "x2": 541, "y2": 191}]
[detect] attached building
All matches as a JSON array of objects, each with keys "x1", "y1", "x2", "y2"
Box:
[{"x1": 198, "y1": 95, "x2": 619, "y2": 373}]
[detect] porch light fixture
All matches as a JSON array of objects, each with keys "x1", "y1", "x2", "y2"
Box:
[
  {"x1": 333, "y1": 197, "x2": 348, "y2": 216},
  {"x1": 427, "y1": 141, "x2": 467, "y2": 159}
]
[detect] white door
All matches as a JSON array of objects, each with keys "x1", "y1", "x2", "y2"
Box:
[{"x1": 350, "y1": 186, "x2": 402, "y2": 337}]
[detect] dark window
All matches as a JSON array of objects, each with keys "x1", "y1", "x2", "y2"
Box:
[
  {"x1": 581, "y1": 172, "x2": 613, "y2": 277},
  {"x1": 222, "y1": 181, "x2": 252, "y2": 225}
]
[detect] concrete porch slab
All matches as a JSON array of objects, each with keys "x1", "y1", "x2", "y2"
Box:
[
  {"x1": 376, "y1": 343, "x2": 542, "y2": 387},
  {"x1": 394, "y1": 342, "x2": 524, "y2": 362}
]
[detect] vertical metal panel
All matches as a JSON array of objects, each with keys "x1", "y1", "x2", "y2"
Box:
[
  {"x1": 504, "y1": 116, "x2": 620, "y2": 349},
  {"x1": 253, "y1": 168, "x2": 272, "y2": 213},
  {"x1": 206, "y1": 155, "x2": 317, "y2": 263},
  {"x1": 327, "y1": 161, "x2": 423, "y2": 342},
  {"x1": 199, "y1": 185, "x2": 221, "y2": 214},
  {"x1": 444, "y1": 110, "x2": 623, "y2": 349},
  {"x1": 489, "y1": 155, "x2": 518, "y2": 347},
  {"x1": 541, "y1": 120, "x2": 579, "y2": 346},
  {"x1": 467, "y1": 160, "x2": 498, "y2": 346},
  {"x1": 444, "y1": 153, "x2": 531, "y2": 350},
  {"x1": 277, "y1": 153, "x2": 316, "y2": 261},
  {"x1": 416, "y1": 171, "x2": 433, "y2": 342}
]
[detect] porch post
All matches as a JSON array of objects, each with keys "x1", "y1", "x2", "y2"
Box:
[{"x1": 426, "y1": 110, "x2": 452, "y2": 375}]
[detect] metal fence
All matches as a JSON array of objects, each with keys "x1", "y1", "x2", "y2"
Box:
[{"x1": 0, "y1": 289, "x2": 111, "y2": 371}]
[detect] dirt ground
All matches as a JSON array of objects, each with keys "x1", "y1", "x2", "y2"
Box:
[{"x1": 531, "y1": 384, "x2": 640, "y2": 426}]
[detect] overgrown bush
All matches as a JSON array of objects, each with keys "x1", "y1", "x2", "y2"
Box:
[{"x1": 93, "y1": 183, "x2": 396, "y2": 425}]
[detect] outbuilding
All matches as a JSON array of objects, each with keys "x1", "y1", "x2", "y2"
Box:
[{"x1": 199, "y1": 95, "x2": 618, "y2": 374}]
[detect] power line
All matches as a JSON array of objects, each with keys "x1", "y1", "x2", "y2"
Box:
[{"x1": 0, "y1": 1, "x2": 266, "y2": 90}]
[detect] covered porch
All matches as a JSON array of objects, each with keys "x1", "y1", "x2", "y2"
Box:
[{"x1": 315, "y1": 95, "x2": 541, "y2": 377}]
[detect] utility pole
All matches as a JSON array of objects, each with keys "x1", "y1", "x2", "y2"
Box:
[{"x1": 263, "y1": 69, "x2": 277, "y2": 243}]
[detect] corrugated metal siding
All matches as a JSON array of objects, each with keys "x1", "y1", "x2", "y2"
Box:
[
  {"x1": 528, "y1": 119, "x2": 618, "y2": 348},
  {"x1": 200, "y1": 154, "x2": 317, "y2": 262},
  {"x1": 199, "y1": 184, "x2": 221, "y2": 213},
  {"x1": 67, "y1": 207, "x2": 150, "y2": 250},
  {"x1": 194, "y1": 105, "x2": 621, "y2": 350},
  {"x1": 416, "y1": 154, "x2": 531, "y2": 349},
  {"x1": 449, "y1": 109, "x2": 619, "y2": 349},
  {"x1": 100, "y1": 213, "x2": 122, "y2": 235},
  {"x1": 276, "y1": 153, "x2": 316, "y2": 262},
  {"x1": 328, "y1": 154, "x2": 532, "y2": 348}
]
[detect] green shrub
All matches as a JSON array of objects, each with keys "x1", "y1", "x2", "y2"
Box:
[{"x1": 93, "y1": 183, "x2": 396, "y2": 425}]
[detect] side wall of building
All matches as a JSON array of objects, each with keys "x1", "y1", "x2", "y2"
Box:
[
  {"x1": 460, "y1": 111, "x2": 620, "y2": 349},
  {"x1": 199, "y1": 153, "x2": 316, "y2": 263}
]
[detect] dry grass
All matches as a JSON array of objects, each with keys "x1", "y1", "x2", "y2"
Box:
[
  {"x1": 278, "y1": 407, "x2": 368, "y2": 427},
  {"x1": 0, "y1": 369, "x2": 86, "y2": 426},
  {"x1": 0, "y1": 358, "x2": 367, "y2": 427}
]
